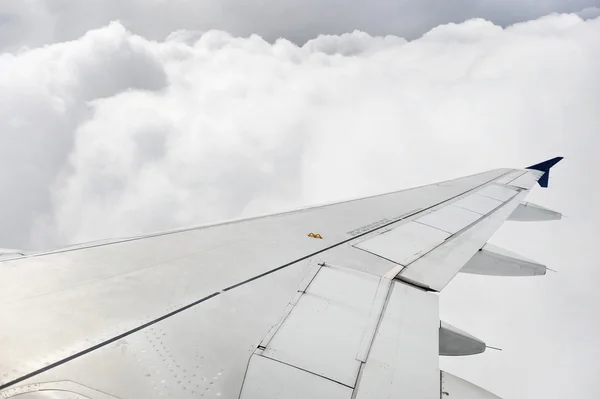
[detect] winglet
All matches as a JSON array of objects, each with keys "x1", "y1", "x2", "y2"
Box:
[{"x1": 525, "y1": 157, "x2": 563, "y2": 188}]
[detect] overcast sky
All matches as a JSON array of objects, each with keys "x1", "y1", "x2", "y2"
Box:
[
  {"x1": 1, "y1": 1, "x2": 599, "y2": 398},
  {"x1": 1, "y1": 0, "x2": 599, "y2": 51}
]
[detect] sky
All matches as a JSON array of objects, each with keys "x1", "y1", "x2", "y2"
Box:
[{"x1": 1, "y1": 0, "x2": 599, "y2": 398}]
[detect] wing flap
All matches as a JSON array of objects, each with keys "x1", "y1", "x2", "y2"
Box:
[
  {"x1": 260, "y1": 265, "x2": 379, "y2": 387},
  {"x1": 353, "y1": 280, "x2": 439, "y2": 398}
]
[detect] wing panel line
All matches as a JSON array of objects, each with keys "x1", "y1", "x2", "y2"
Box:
[
  {"x1": 0, "y1": 291, "x2": 221, "y2": 391},
  {"x1": 254, "y1": 354, "x2": 355, "y2": 389}
]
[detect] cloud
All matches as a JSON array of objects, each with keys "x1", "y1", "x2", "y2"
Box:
[
  {"x1": 0, "y1": 22, "x2": 167, "y2": 248},
  {"x1": 1, "y1": 11, "x2": 599, "y2": 399},
  {"x1": 577, "y1": 6, "x2": 600, "y2": 19},
  {"x1": 1, "y1": 0, "x2": 599, "y2": 52},
  {"x1": 0, "y1": 13, "x2": 595, "y2": 249}
]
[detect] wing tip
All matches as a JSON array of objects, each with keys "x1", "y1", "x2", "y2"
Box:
[{"x1": 525, "y1": 156, "x2": 564, "y2": 188}]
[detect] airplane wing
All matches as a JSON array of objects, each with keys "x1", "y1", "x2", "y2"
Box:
[{"x1": 0, "y1": 158, "x2": 563, "y2": 399}]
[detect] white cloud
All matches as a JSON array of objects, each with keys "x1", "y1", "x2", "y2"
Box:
[
  {"x1": 0, "y1": 22, "x2": 167, "y2": 248},
  {"x1": 0, "y1": 15, "x2": 596, "y2": 249},
  {"x1": 1, "y1": 14, "x2": 599, "y2": 398}
]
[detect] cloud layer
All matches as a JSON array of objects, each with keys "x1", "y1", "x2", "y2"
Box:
[
  {"x1": 1, "y1": 11, "x2": 599, "y2": 399},
  {"x1": 3, "y1": 14, "x2": 598, "y2": 249},
  {"x1": 1, "y1": 0, "x2": 599, "y2": 52}
]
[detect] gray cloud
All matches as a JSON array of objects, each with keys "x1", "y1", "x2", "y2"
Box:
[
  {"x1": 1, "y1": 0, "x2": 599, "y2": 52},
  {"x1": 578, "y1": 6, "x2": 600, "y2": 18}
]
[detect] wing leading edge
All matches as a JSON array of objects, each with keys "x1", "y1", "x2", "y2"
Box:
[{"x1": 0, "y1": 159, "x2": 563, "y2": 399}]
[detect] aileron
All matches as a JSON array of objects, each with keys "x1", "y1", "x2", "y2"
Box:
[
  {"x1": 354, "y1": 222, "x2": 449, "y2": 267},
  {"x1": 452, "y1": 193, "x2": 503, "y2": 215},
  {"x1": 396, "y1": 189, "x2": 527, "y2": 291},
  {"x1": 415, "y1": 204, "x2": 481, "y2": 234},
  {"x1": 477, "y1": 184, "x2": 518, "y2": 201}
]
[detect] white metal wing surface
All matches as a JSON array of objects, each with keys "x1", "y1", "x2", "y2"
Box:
[{"x1": 0, "y1": 158, "x2": 563, "y2": 399}]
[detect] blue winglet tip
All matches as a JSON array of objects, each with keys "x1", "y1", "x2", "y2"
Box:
[{"x1": 525, "y1": 156, "x2": 563, "y2": 188}]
